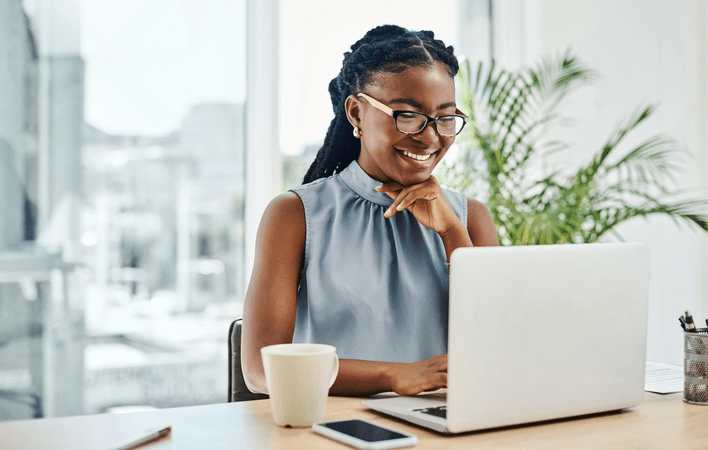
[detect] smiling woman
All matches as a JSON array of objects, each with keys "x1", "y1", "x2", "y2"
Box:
[
  {"x1": 277, "y1": 0, "x2": 459, "y2": 190},
  {"x1": 241, "y1": 25, "x2": 498, "y2": 399},
  {"x1": 348, "y1": 65, "x2": 461, "y2": 187}
]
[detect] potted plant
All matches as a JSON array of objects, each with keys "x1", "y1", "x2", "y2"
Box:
[{"x1": 438, "y1": 51, "x2": 708, "y2": 245}]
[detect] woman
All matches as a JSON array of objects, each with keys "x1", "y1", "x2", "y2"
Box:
[{"x1": 242, "y1": 25, "x2": 498, "y2": 397}]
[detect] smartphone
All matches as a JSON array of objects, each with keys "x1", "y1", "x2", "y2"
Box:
[{"x1": 312, "y1": 418, "x2": 418, "y2": 449}]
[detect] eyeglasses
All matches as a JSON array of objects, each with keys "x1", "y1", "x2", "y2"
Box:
[{"x1": 357, "y1": 93, "x2": 467, "y2": 137}]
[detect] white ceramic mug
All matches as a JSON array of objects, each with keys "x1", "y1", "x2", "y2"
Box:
[{"x1": 261, "y1": 343, "x2": 339, "y2": 427}]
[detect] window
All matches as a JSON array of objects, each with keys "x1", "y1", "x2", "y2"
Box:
[
  {"x1": 0, "y1": 0, "x2": 248, "y2": 419},
  {"x1": 2, "y1": 0, "x2": 466, "y2": 421}
]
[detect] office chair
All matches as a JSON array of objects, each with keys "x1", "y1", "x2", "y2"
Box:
[{"x1": 228, "y1": 318, "x2": 269, "y2": 402}]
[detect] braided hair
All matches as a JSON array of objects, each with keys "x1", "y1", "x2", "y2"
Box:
[{"x1": 302, "y1": 25, "x2": 459, "y2": 184}]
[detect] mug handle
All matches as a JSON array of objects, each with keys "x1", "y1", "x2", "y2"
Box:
[{"x1": 328, "y1": 353, "x2": 339, "y2": 388}]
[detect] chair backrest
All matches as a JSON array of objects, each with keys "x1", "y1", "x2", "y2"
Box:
[{"x1": 228, "y1": 318, "x2": 269, "y2": 402}]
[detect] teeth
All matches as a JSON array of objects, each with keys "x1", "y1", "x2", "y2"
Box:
[{"x1": 401, "y1": 150, "x2": 432, "y2": 161}]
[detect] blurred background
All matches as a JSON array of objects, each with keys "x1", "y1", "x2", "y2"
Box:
[{"x1": 0, "y1": 0, "x2": 706, "y2": 421}]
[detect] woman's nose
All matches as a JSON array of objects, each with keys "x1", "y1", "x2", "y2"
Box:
[{"x1": 412, "y1": 120, "x2": 440, "y2": 144}]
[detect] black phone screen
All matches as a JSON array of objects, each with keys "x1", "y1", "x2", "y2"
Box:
[{"x1": 321, "y1": 419, "x2": 408, "y2": 442}]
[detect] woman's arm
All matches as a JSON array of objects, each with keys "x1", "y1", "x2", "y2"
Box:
[
  {"x1": 465, "y1": 198, "x2": 499, "y2": 247},
  {"x1": 332, "y1": 355, "x2": 447, "y2": 397},
  {"x1": 241, "y1": 193, "x2": 304, "y2": 394},
  {"x1": 241, "y1": 192, "x2": 449, "y2": 396},
  {"x1": 433, "y1": 197, "x2": 498, "y2": 262}
]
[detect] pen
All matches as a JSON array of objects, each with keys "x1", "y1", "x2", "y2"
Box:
[
  {"x1": 112, "y1": 424, "x2": 171, "y2": 450},
  {"x1": 684, "y1": 310, "x2": 696, "y2": 332},
  {"x1": 679, "y1": 317, "x2": 686, "y2": 331}
]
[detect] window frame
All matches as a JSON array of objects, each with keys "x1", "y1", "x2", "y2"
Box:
[{"x1": 244, "y1": 0, "x2": 282, "y2": 288}]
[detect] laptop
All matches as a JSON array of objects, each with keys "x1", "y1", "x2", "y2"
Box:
[{"x1": 362, "y1": 242, "x2": 650, "y2": 434}]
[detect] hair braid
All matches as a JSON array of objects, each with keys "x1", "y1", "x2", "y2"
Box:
[{"x1": 302, "y1": 25, "x2": 459, "y2": 184}]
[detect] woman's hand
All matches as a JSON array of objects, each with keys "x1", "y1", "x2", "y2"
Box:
[
  {"x1": 387, "y1": 354, "x2": 448, "y2": 396},
  {"x1": 375, "y1": 175, "x2": 459, "y2": 235}
]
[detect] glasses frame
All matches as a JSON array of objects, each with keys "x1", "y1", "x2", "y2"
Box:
[{"x1": 356, "y1": 93, "x2": 467, "y2": 137}]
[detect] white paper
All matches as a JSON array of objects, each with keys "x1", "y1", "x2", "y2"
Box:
[{"x1": 645, "y1": 360, "x2": 683, "y2": 394}]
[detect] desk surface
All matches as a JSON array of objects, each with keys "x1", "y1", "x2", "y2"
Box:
[{"x1": 0, "y1": 392, "x2": 706, "y2": 449}]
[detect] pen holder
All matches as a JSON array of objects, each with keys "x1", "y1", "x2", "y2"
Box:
[{"x1": 683, "y1": 329, "x2": 708, "y2": 405}]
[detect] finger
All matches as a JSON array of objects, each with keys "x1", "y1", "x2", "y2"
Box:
[
  {"x1": 376, "y1": 184, "x2": 402, "y2": 212},
  {"x1": 383, "y1": 204, "x2": 398, "y2": 219},
  {"x1": 437, "y1": 359, "x2": 448, "y2": 373},
  {"x1": 377, "y1": 177, "x2": 439, "y2": 194},
  {"x1": 382, "y1": 180, "x2": 442, "y2": 218},
  {"x1": 378, "y1": 186, "x2": 400, "y2": 203},
  {"x1": 424, "y1": 372, "x2": 447, "y2": 391},
  {"x1": 425, "y1": 354, "x2": 448, "y2": 372},
  {"x1": 382, "y1": 191, "x2": 397, "y2": 200},
  {"x1": 397, "y1": 373, "x2": 446, "y2": 396},
  {"x1": 437, "y1": 372, "x2": 447, "y2": 387},
  {"x1": 422, "y1": 354, "x2": 446, "y2": 364},
  {"x1": 395, "y1": 192, "x2": 419, "y2": 212},
  {"x1": 384, "y1": 185, "x2": 421, "y2": 218},
  {"x1": 375, "y1": 182, "x2": 405, "y2": 193},
  {"x1": 424, "y1": 386, "x2": 444, "y2": 392},
  {"x1": 384, "y1": 184, "x2": 422, "y2": 218},
  {"x1": 428, "y1": 358, "x2": 447, "y2": 373}
]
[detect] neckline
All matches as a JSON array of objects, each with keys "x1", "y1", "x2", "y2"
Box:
[{"x1": 339, "y1": 161, "x2": 393, "y2": 207}]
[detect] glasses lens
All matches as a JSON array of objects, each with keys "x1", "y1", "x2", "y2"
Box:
[
  {"x1": 394, "y1": 112, "x2": 466, "y2": 136},
  {"x1": 437, "y1": 116, "x2": 466, "y2": 136},
  {"x1": 395, "y1": 112, "x2": 428, "y2": 134}
]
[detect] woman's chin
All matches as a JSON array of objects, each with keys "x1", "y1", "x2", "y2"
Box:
[
  {"x1": 395, "y1": 164, "x2": 440, "y2": 186},
  {"x1": 394, "y1": 172, "x2": 433, "y2": 187}
]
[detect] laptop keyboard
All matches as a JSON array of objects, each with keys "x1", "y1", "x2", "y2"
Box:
[{"x1": 414, "y1": 406, "x2": 447, "y2": 419}]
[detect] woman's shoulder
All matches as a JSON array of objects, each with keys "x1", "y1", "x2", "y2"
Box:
[
  {"x1": 290, "y1": 173, "x2": 350, "y2": 213},
  {"x1": 290, "y1": 173, "x2": 339, "y2": 196},
  {"x1": 465, "y1": 197, "x2": 499, "y2": 246},
  {"x1": 263, "y1": 191, "x2": 304, "y2": 221},
  {"x1": 466, "y1": 197, "x2": 491, "y2": 216}
]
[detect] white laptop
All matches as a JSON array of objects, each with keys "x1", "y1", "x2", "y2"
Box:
[{"x1": 362, "y1": 243, "x2": 650, "y2": 434}]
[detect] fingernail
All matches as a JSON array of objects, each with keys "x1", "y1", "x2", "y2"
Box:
[
  {"x1": 384, "y1": 208, "x2": 392, "y2": 218},
  {"x1": 374, "y1": 185, "x2": 383, "y2": 191}
]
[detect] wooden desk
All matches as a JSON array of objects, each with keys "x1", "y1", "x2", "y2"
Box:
[{"x1": 0, "y1": 392, "x2": 706, "y2": 449}]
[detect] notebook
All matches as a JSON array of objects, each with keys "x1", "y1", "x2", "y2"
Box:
[{"x1": 362, "y1": 243, "x2": 650, "y2": 434}]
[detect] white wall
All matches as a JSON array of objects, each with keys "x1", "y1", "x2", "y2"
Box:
[{"x1": 493, "y1": 0, "x2": 708, "y2": 365}]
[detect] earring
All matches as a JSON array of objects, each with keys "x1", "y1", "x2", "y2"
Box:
[{"x1": 353, "y1": 127, "x2": 362, "y2": 138}]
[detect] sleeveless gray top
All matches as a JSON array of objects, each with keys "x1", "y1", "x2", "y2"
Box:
[{"x1": 290, "y1": 161, "x2": 467, "y2": 363}]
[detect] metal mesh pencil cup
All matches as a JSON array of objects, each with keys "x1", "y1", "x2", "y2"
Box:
[{"x1": 684, "y1": 329, "x2": 708, "y2": 405}]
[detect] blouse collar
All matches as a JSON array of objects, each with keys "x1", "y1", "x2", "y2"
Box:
[{"x1": 339, "y1": 161, "x2": 393, "y2": 207}]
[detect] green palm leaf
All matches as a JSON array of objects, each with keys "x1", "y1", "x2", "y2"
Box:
[{"x1": 437, "y1": 50, "x2": 708, "y2": 245}]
